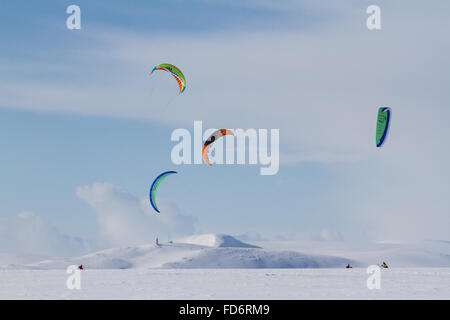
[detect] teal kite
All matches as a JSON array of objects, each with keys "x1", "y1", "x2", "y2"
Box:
[
  {"x1": 376, "y1": 107, "x2": 391, "y2": 147},
  {"x1": 149, "y1": 171, "x2": 177, "y2": 213}
]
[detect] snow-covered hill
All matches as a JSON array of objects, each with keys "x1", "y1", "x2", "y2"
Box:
[
  {"x1": 2, "y1": 234, "x2": 351, "y2": 270},
  {"x1": 2, "y1": 235, "x2": 449, "y2": 270},
  {"x1": 252, "y1": 239, "x2": 450, "y2": 268}
]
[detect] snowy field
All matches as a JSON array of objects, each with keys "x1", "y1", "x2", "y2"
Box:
[
  {"x1": 1, "y1": 268, "x2": 449, "y2": 299},
  {"x1": 1, "y1": 235, "x2": 449, "y2": 299}
]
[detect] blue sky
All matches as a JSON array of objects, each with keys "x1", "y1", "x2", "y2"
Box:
[
  {"x1": 0, "y1": 108, "x2": 343, "y2": 238},
  {"x1": 1, "y1": 1, "x2": 449, "y2": 256}
]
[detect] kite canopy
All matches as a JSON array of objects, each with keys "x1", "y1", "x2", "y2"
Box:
[
  {"x1": 376, "y1": 107, "x2": 391, "y2": 147},
  {"x1": 202, "y1": 129, "x2": 234, "y2": 166},
  {"x1": 150, "y1": 63, "x2": 186, "y2": 94},
  {"x1": 149, "y1": 171, "x2": 177, "y2": 213}
]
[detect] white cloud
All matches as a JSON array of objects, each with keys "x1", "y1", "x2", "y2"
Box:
[
  {"x1": 0, "y1": 183, "x2": 197, "y2": 258},
  {"x1": 76, "y1": 183, "x2": 197, "y2": 247},
  {"x1": 0, "y1": 211, "x2": 93, "y2": 257}
]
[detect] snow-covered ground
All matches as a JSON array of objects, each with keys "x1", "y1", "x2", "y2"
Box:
[
  {"x1": 0, "y1": 234, "x2": 449, "y2": 299},
  {"x1": 1, "y1": 268, "x2": 449, "y2": 299}
]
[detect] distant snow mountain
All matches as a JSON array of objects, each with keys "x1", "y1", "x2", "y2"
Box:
[
  {"x1": 2, "y1": 234, "x2": 351, "y2": 270},
  {"x1": 251, "y1": 239, "x2": 450, "y2": 268},
  {"x1": 2, "y1": 235, "x2": 449, "y2": 270}
]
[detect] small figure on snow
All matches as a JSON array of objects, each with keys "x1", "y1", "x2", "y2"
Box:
[
  {"x1": 345, "y1": 263, "x2": 353, "y2": 268},
  {"x1": 380, "y1": 261, "x2": 388, "y2": 268},
  {"x1": 78, "y1": 264, "x2": 83, "y2": 270}
]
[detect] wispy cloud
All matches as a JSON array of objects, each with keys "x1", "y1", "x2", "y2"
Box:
[{"x1": 281, "y1": 152, "x2": 364, "y2": 165}]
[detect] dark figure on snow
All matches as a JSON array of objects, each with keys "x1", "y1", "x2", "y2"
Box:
[{"x1": 78, "y1": 264, "x2": 83, "y2": 270}]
